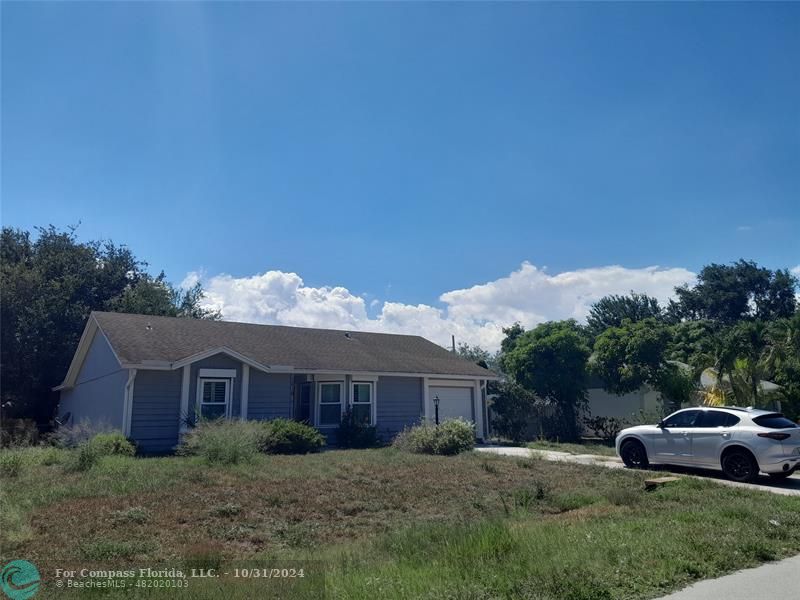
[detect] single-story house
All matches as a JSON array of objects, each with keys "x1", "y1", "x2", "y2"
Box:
[{"x1": 56, "y1": 312, "x2": 496, "y2": 453}]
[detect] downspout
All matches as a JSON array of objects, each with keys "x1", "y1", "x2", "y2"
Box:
[{"x1": 123, "y1": 369, "x2": 137, "y2": 437}]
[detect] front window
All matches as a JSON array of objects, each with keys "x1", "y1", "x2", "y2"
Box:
[
  {"x1": 318, "y1": 382, "x2": 342, "y2": 426},
  {"x1": 351, "y1": 382, "x2": 374, "y2": 425},
  {"x1": 200, "y1": 379, "x2": 230, "y2": 420},
  {"x1": 662, "y1": 410, "x2": 700, "y2": 428}
]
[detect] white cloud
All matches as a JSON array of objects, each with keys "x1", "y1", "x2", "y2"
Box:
[
  {"x1": 192, "y1": 262, "x2": 697, "y2": 351},
  {"x1": 792, "y1": 265, "x2": 800, "y2": 277}
]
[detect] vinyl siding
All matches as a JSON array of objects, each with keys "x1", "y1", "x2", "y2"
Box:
[
  {"x1": 248, "y1": 371, "x2": 292, "y2": 420},
  {"x1": 130, "y1": 369, "x2": 182, "y2": 454},
  {"x1": 59, "y1": 330, "x2": 126, "y2": 429},
  {"x1": 376, "y1": 376, "x2": 424, "y2": 438}
]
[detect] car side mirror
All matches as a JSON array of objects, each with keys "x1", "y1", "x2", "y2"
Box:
[{"x1": 657, "y1": 421, "x2": 666, "y2": 429}]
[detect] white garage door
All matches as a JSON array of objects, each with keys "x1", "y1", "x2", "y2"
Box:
[{"x1": 430, "y1": 386, "x2": 474, "y2": 423}]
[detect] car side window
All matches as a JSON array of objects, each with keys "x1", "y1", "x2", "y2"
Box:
[
  {"x1": 697, "y1": 410, "x2": 739, "y2": 428},
  {"x1": 662, "y1": 410, "x2": 700, "y2": 428}
]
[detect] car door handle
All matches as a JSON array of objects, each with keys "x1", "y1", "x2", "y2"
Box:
[{"x1": 681, "y1": 431, "x2": 689, "y2": 436}]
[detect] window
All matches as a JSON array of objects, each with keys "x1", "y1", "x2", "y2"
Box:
[
  {"x1": 351, "y1": 382, "x2": 374, "y2": 425},
  {"x1": 662, "y1": 410, "x2": 700, "y2": 428},
  {"x1": 200, "y1": 379, "x2": 230, "y2": 420},
  {"x1": 697, "y1": 411, "x2": 740, "y2": 428},
  {"x1": 318, "y1": 382, "x2": 342, "y2": 426},
  {"x1": 753, "y1": 414, "x2": 799, "y2": 429}
]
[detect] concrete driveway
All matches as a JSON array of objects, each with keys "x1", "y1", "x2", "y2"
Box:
[
  {"x1": 654, "y1": 553, "x2": 800, "y2": 599},
  {"x1": 475, "y1": 446, "x2": 800, "y2": 496}
]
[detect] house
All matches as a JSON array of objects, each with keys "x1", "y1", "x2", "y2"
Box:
[
  {"x1": 56, "y1": 312, "x2": 496, "y2": 453},
  {"x1": 585, "y1": 375, "x2": 663, "y2": 425}
]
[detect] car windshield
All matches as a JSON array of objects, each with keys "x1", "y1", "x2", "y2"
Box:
[{"x1": 752, "y1": 414, "x2": 799, "y2": 429}]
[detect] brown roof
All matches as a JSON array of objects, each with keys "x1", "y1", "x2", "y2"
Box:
[{"x1": 92, "y1": 311, "x2": 494, "y2": 378}]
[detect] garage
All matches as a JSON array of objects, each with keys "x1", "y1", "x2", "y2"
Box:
[{"x1": 429, "y1": 385, "x2": 474, "y2": 424}]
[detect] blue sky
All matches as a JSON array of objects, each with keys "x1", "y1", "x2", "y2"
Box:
[{"x1": 2, "y1": 3, "x2": 799, "y2": 347}]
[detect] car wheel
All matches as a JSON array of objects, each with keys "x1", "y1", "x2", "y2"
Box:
[
  {"x1": 721, "y1": 449, "x2": 759, "y2": 483},
  {"x1": 620, "y1": 439, "x2": 649, "y2": 469}
]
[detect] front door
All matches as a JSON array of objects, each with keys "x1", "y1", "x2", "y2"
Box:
[
  {"x1": 298, "y1": 382, "x2": 312, "y2": 423},
  {"x1": 652, "y1": 409, "x2": 701, "y2": 464}
]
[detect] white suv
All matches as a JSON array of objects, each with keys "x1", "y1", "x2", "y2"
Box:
[{"x1": 615, "y1": 407, "x2": 800, "y2": 483}]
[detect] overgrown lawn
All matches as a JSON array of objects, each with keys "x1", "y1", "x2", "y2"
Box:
[{"x1": 2, "y1": 447, "x2": 799, "y2": 599}]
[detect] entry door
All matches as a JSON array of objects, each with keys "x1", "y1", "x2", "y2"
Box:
[
  {"x1": 298, "y1": 382, "x2": 312, "y2": 423},
  {"x1": 429, "y1": 386, "x2": 474, "y2": 424},
  {"x1": 652, "y1": 409, "x2": 700, "y2": 464}
]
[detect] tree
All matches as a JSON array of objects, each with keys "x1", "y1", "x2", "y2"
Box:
[
  {"x1": 586, "y1": 292, "x2": 664, "y2": 338},
  {"x1": 489, "y1": 382, "x2": 538, "y2": 442},
  {"x1": 1, "y1": 226, "x2": 218, "y2": 424},
  {"x1": 501, "y1": 320, "x2": 590, "y2": 441},
  {"x1": 670, "y1": 260, "x2": 797, "y2": 324},
  {"x1": 455, "y1": 343, "x2": 499, "y2": 372},
  {"x1": 591, "y1": 318, "x2": 672, "y2": 395}
]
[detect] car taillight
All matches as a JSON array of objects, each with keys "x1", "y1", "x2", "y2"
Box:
[{"x1": 757, "y1": 432, "x2": 791, "y2": 441}]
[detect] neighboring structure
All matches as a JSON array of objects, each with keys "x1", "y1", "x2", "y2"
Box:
[
  {"x1": 56, "y1": 312, "x2": 495, "y2": 453},
  {"x1": 585, "y1": 375, "x2": 663, "y2": 424}
]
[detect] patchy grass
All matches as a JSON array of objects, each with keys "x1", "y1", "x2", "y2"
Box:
[
  {"x1": 528, "y1": 439, "x2": 618, "y2": 457},
  {"x1": 2, "y1": 447, "x2": 800, "y2": 599}
]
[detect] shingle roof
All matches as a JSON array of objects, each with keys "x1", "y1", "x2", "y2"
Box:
[{"x1": 92, "y1": 311, "x2": 494, "y2": 378}]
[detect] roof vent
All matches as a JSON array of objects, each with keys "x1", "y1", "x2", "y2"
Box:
[
  {"x1": 344, "y1": 331, "x2": 352, "y2": 339},
  {"x1": 145, "y1": 323, "x2": 153, "y2": 331}
]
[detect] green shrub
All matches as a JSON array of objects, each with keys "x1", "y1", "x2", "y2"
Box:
[
  {"x1": 48, "y1": 420, "x2": 115, "y2": 448},
  {"x1": 336, "y1": 409, "x2": 381, "y2": 449},
  {"x1": 0, "y1": 453, "x2": 23, "y2": 478},
  {"x1": 393, "y1": 419, "x2": 475, "y2": 455},
  {"x1": 65, "y1": 442, "x2": 100, "y2": 472},
  {"x1": 179, "y1": 420, "x2": 260, "y2": 464},
  {"x1": 258, "y1": 418, "x2": 325, "y2": 455},
  {"x1": 88, "y1": 432, "x2": 136, "y2": 456}
]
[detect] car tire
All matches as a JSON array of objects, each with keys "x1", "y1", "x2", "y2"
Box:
[
  {"x1": 721, "y1": 448, "x2": 759, "y2": 483},
  {"x1": 620, "y1": 439, "x2": 649, "y2": 469}
]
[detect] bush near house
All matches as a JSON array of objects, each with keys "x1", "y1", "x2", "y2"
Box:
[
  {"x1": 393, "y1": 419, "x2": 475, "y2": 455},
  {"x1": 179, "y1": 419, "x2": 325, "y2": 464},
  {"x1": 336, "y1": 409, "x2": 381, "y2": 449},
  {"x1": 88, "y1": 432, "x2": 136, "y2": 456},
  {"x1": 257, "y1": 418, "x2": 325, "y2": 455},
  {"x1": 179, "y1": 420, "x2": 262, "y2": 464}
]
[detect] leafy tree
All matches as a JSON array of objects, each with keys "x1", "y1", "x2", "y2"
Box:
[
  {"x1": 592, "y1": 318, "x2": 693, "y2": 410},
  {"x1": 489, "y1": 382, "x2": 538, "y2": 442},
  {"x1": 456, "y1": 342, "x2": 500, "y2": 373},
  {"x1": 591, "y1": 318, "x2": 672, "y2": 395},
  {"x1": 670, "y1": 260, "x2": 797, "y2": 324},
  {"x1": 1, "y1": 226, "x2": 218, "y2": 424},
  {"x1": 501, "y1": 320, "x2": 590, "y2": 441},
  {"x1": 586, "y1": 292, "x2": 665, "y2": 338}
]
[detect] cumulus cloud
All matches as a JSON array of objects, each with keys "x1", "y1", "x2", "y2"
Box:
[{"x1": 190, "y1": 262, "x2": 697, "y2": 351}]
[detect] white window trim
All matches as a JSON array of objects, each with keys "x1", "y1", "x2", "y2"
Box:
[
  {"x1": 349, "y1": 380, "x2": 376, "y2": 426},
  {"x1": 316, "y1": 380, "x2": 344, "y2": 428},
  {"x1": 196, "y1": 377, "x2": 232, "y2": 420}
]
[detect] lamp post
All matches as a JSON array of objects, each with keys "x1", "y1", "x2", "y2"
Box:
[{"x1": 433, "y1": 394, "x2": 440, "y2": 426}]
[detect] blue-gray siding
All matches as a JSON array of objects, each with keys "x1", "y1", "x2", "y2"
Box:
[
  {"x1": 130, "y1": 369, "x2": 182, "y2": 454},
  {"x1": 248, "y1": 371, "x2": 292, "y2": 420},
  {"x1": 59, "y1": 330, "x2": 126, "y2": 429},
  {"x1": 376, "y1": 376, "x2": 424, "y2": 437}
]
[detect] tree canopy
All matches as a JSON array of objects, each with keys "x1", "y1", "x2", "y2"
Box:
[
  {"x1": 501, "y1": 320, "x2": 591, "y2": 441},
  {"x1": 1, "y1": 226, "x2": 218, "y2": 423},
  {"x1": 586, "y1": 292, "x2": 665, "y2": 338}
]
